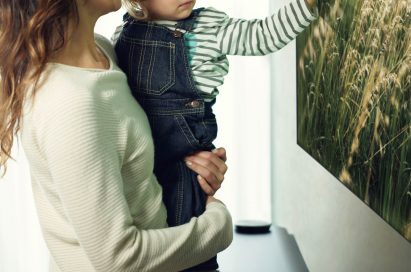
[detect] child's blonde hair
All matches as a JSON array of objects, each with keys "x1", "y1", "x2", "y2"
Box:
[{"x1": 122, "y1": 0, "x2": 149, "y2": 20}]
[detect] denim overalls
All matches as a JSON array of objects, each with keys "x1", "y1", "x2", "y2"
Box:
[{"x1": 115, "y1": 9, "x2": 218, "y2": 271}]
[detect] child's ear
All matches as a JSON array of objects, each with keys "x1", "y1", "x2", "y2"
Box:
[{"x1": 137, "y1": 2, "x2": 149, "y2": 19}]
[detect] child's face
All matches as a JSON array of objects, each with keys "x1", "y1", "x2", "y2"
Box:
[{"x1": 140, "y1": 0, "x2": 196, "y2": 20}]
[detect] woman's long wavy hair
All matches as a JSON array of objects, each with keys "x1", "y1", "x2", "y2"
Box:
[{"x1": 0, "y1": 0, "x2": 78, "y2": 177}]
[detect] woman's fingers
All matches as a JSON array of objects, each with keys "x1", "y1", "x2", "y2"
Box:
[
  {"x1": 186, "y1": 148, "x2": 228, "y2": 174},
  {"x1": 212, "y1": 147, "x2": 227, "y2": 162},
  {"x1": 197, "y1": 175, "x2": 215, "y2": 196},
  {"x1": 185, "y1": 159, "x2": 223, "y2": 192},
  {"x1": 184, "y1": 147, "x2": 228, "y2": 195}
]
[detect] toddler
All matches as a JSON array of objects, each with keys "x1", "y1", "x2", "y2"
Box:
[{"x1": 113, "y1": 0, "x2": 317, "y2": 271}]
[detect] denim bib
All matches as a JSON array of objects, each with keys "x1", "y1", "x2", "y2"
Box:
[{"x1": 115, "y1": 9, "x2": 219, "y2": 271}]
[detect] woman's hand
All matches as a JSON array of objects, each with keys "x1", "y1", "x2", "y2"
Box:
[{"x1": 184, "y1": 147, "x2": 227, "y2": 196}]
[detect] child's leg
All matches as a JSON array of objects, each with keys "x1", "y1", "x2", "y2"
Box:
[
  {"x1": 150, "y1": 110, "x2": 217, "y2": 226},
  {"x1": 155, "y1": 160, "x2": 207, "y2": 226},
  {"x1": 148, "y1": 108, "x2": 219, "y2": 271},
  {"x1": 155, "y1": 160, "x2": 218, "y2": 272}
]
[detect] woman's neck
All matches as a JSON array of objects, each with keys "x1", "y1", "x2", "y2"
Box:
[{"x1": 51, "y1": 7, "x2": 109, "y2": 69}]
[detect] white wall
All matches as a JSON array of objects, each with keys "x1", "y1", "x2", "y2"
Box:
[
  {"x1": 0, "y1": 141, "x2": 49, "y2": 272},
  {"x1": 208, "y1": 0, "x2": 272, "y2": 223},
  {"x1": 270, "y1": 2, "x2": 411, "y2": 271}
]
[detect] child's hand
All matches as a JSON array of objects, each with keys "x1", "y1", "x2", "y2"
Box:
[
  {"x1": 305, "y1": 0, "x2": 317, "y2": 11},
  {"x1": 184, "y1": 147, "x2": 228, "y2": 196},
  {"x1": 316, "y1": 0, "x2": 333, "y2": 12}
]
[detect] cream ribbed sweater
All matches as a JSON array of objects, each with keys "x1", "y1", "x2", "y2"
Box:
[{"x1": 20, "y1": 34, "x2": 233, "y2": 272}]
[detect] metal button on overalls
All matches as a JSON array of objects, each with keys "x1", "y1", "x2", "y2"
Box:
[
  {"x1": 188, "y1": 100, "x2": 200, "y2": 108},
  {"x1": 173, "y1": 29, "x2": 183, "y2": 38}
]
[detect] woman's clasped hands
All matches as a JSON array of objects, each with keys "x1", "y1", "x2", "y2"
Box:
[{"x1": 184, "y1": 147, "x2": 227, "y2": 202}]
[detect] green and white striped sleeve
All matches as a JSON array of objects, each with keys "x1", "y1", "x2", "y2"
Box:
[{"x1": 216, "y1": 0, "x2": 318, "y2": 56}]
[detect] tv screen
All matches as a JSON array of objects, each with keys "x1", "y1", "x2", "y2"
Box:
[{"x1": 297, "y1": 0, "x2": 410, "y2": 242}]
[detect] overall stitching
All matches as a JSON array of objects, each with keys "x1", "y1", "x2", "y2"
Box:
[
  {"x1": 121, "y1": 36, "x2": 176, "y2": 95},
  {"x1": 176, "y1": 161, "x2": 184, "y2": 225},
  {"x1": 175, "y1": 115, "x2": 200, "y2": 148}
]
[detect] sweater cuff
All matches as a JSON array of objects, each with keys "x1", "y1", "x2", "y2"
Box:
[{"x1": 206, "y1": 200, "x2": 227, "y2": 210}]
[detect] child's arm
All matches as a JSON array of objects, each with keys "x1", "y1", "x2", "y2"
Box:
[{"x1": 216, "y1": 0, "x2": 318, "y2": 56}]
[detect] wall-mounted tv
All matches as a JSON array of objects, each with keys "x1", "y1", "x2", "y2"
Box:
[{"x1": 297, "y1": 0, "x2": 410, "y2": 242}]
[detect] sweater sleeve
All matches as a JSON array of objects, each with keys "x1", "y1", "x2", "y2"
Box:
[
  {"x1": 216, "y1": 0, "x2": 318, "y2": 56},
  {"x1": 37, "y1": 89, "x2": 233, "y2": 272},
  {"x1": 111, "y1": 24, "x2": 123, "y2": 45}
]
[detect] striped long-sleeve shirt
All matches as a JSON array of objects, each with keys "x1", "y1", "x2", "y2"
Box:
[{"x1": 113, "y1": 0, "x2": 317, "y2": 99}]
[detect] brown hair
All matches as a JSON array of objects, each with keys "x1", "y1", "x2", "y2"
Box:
[{"x1": 0, "y1": 0, "x2": 78, "y2": 177}]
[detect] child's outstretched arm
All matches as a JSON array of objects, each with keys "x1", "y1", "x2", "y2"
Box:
[{"x1": 216, "y1": 0, "x2": 318, "y2": 56}]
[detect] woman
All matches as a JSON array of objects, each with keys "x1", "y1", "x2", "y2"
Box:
[{"x1": 0, "y1": 0, "x2": 233, "y2": 271}]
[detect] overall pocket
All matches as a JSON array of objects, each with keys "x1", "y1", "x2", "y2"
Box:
[
  {"x1": 175, "y1": 114, "x2": 217, "y2": 151},
  {"x1": 119, "y1": 37, "x2": 176, "y2": 96}
]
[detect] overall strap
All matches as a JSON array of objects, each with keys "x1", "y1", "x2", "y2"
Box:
[
  {"x1": 175, "y1": 8, "x2": 204, "y2": 32},
  {"x1": 122, "y1": 12, "x2": 133, "y2": 23}
]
